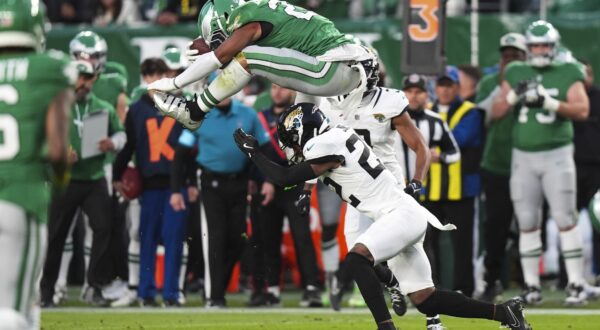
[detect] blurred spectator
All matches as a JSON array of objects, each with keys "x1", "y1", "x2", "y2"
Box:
[
  {"x1": 175, "y1": 97, "x2": 270, "y2": 308},
  {"x1": 93, "y1": 0, "x2": 141, "y2": 26},
  {"x1": 247, "y1": 84, "x2": 322, "y2": 308},
  {"x1": 112, "y1": 57, "x2": 188, "y2": 307},
  {"x1": 130, "y1": 57, "x2": 170, "y2": 103},
  {"x1": 41, "y1": 61, "x2": 126, "y2": 307},
  {"x1": 422, "y1": 66, "x2": 484, "y2": 297},
  {"x1": 157, "y1": 0, "x2": 207, "y2": 25},
  {"x1": 44, "y1": 0, "x2": 97, "y2": 23},
  {"x1": 573, "y1": 61, "x2": 600, "y2": 283},
  {"x1": 476, "y1": 33, "x2": 527, "y2": 302},
  {"x1": 399, "y1": 73, "x2": 460, "y2": 183},
  {"x1": 458, "y1": 64, "x2": 482, "y2": 102}
]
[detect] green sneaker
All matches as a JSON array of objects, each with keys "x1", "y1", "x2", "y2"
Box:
[{"x1": 348, "y1": 286, "x2": 366, "y2": 307}]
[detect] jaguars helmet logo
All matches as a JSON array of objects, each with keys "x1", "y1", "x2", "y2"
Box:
[{"x1": 283, "y1": 107, "x2": 304, "y2": 131}]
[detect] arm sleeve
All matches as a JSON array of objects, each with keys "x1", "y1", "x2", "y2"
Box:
[
  {"x1": 250, "y1": 151, "x2": 319, "y2": 187},
  {"x1": 438, "y1": 120, "x2": 461, "y2": 164},
  {"x1": 112, "y1": 111, "x2": 136, "y2": 181},
  {"x1": 450, "y1": 110, "x2": 483, "y2": 148}
]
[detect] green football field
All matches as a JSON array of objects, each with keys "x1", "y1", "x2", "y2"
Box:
[{"x1": 41, "y1": 289, "x2": 600, "y2": 329}]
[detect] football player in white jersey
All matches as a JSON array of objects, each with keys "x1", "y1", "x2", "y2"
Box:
[{"x1": 234, "y1": 103, "x2": 531, "y2": 330}]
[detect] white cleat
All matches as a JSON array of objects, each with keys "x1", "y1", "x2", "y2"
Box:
[
  {"x1": 583, "y1": 282, "x2": 600, "y2": 300},
  {"x1": 565, "y1": 283, "x2": 588, "y2": 306},
  {"x1": 152, "y1": 91, "x2": 202, "y2": 130},
  {"x1": 103, "y1": 279, "x2": 128, "y2": 300},
  {"x1": 111, "y1": 289, "x2": 138, "y2": 307}
]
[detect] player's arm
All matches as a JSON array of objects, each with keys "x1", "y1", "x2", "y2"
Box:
[
  {"x1": 392, "y1": 111, "x2": 430, "y2": 182},
  {"x1": 116, "y1": 92, "x2": 128, "y2": 123},
  {"x1": 555, "y1": 81, "x2": 589, "y2": 121},
  {"x1": 165, "y1": 23, "x2": 262, "y2": 90},
  {"x1": 234, "y1": 128, "x2": 340, "y2": 187},
  {"x1": 46, "y1": 89, "x2": 75, "y2": 184},
  {"x1": 491, "y1": 81, "x2": 514, "y2": 120}
]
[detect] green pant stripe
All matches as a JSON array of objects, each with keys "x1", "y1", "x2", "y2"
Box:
[
  {"x1": 14, "y1": 215, "x2": 31, "y2": 311},
  {"x1": 562, "y1": 248, "x2": 582, "y2": 254},
  {"x1": 244, "y1": 51, "x2": 327, "y2": 73},
  {"x1": 247, "y1": 61, "x2": 339, "y2": 86},
  {"x1": 204, "y1": 89, "x2": 219, "y2": 106},
  {"x1": 564, "y1": 255, "x2": 583, "y2": 259}
]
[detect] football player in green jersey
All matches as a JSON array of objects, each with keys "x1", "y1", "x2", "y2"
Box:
[
  {"x1": 149, "y1": 0, "x2": 378, "y2": 130},
  {"x1": 0, "y1": 0, "x2": 74, "y2": 328},
  {"x1": 494, "y1": 20, "x2": 593, "y2": 305}
]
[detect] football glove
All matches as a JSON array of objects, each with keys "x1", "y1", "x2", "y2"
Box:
[
  {"x1": 506, "y1": 80, "x2": 531, "y2": 106},
  {"x1": 404, "y1": 179, "x2": 422, "y2": 200},
  {"x1": 295, "y1": 190, "x2": 312, "y2": 216},
  {"x1": 234, "y1": 128, "x2": 258, "y2": 157}
]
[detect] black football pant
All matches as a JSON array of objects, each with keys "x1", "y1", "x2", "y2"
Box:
[
  {"x1": 424, "y1": 197, "x2": 476, "y2": 297},
  {"x1": 200, "y1": 172, "x2": 247, "y2": 302},
  {"x1": 481, "y1": 170, "x2": 515, "y2": 287},
  {"x1": 41, "y1": 179, "x2": 114, "y2": 302}
]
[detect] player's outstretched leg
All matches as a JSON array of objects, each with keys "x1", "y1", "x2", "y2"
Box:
[
  {"x1": 373, "y1": 263, "x2": 407, "y2": 317},
  {"x1": 345, "y1": 244, "x2": 395, "y2": 330},
  {"x1": 411, "y1": 287, "x2": 531, "y2": 330}
]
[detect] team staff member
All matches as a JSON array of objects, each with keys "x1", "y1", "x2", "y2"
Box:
[
  {"x1": 476, "y1": 33, "x2": 527, "y2": 302},
  {"x1": 423, "y1": 66, "x2": 484, "y2": 298},
  {"x1": 113, "y1": 57, "x2": 187, "y2": 307},
  {"x1": 247, "y1": 84, "x2": 322, "y2": 307},
  {"x1": 41, "y1": 61, "x2": 126, "y2": 307},
  {"x1": 175, "y1": 96, "x2": 270, "y2": 307}
]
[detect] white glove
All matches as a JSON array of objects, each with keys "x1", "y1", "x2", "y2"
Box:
[
  {"x1": 538, "y1": 85, "x2": 560, "y2": 112},
  {"x1": 185, "y1": 41, "x2": 201, "y2": 64},
  {"x1": 506, "y1": 89, "x2": 519, "y2": 106},
  {"x1": 147, "y1": 77, "x2": 178, "y2": 92}
]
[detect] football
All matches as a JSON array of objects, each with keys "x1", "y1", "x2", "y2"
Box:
[
  {"x1": 121, "y1": 166, "x2": 142, "y2": 200},
  {"x1": 189, "y1": 37, "x2": 211, "y2": 55}
]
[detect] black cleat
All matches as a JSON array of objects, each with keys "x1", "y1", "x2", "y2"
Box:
[
  {"x1": 246, "y1": 291, "x2": 267, "y2": 307},
  {"x1": 386, "y1": 284, "x2": 407, "y2": 316},
  {"x1": 499, "y1": 298, "x2": 532, "y2": 330},
  {"x1": 480, "y1": 280, "x2": 503, "y2": 303},
  {"x1": 329, "y1": 274, "x2": 343, "y2": 311},
  {"x1": 300, "y1": 285, "x2": 323, "y2": 307}
]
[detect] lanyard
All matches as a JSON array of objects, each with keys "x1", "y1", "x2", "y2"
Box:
[{"x1": 74, "y1": 101, "x2": 90, "y2": 137}]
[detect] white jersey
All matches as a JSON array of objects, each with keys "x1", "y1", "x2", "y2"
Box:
[
  {"x1": 321, "y1": 87, "x2": 409, "y2": 186},
  {"x1": 303, "y1": 125, "x2": 406, "y2": 220}
]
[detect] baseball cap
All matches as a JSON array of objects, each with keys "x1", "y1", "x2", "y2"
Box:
[
  {"x1": 437, "y1": 66, "x2": 459, "y2": 85},
  {"x1": 402, "y1": 74, "x2": 427, "y2": 91},
  {"x1": 499, "y1": 33, "x2": 527, "y2": 53}
]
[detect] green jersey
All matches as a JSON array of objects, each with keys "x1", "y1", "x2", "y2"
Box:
[
  {"x1": 93, "y1": 70, "x2": 127, "y2": 109},
  {"x1": 0, "y1": 51, "x2": 76, "y2": 221},
  {"x1": 504, "y1": 61, "x2": 584, "y2": 151},
  {"x1": 478, "y1": 73, "x2": 515, "y2": 176},
  {"x1": 69, "y1": 93, "x2": 123, "y2": 181},
  {"x1": 227, "y1": 0, "x2": 350, "y2": 57},
  {"x1": 104, "y1": 61, "x2": 128, "y2": 79}
]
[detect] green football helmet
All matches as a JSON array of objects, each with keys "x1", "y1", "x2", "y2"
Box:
[
  {"x1": 212, "y1": 0, "x2": 243, "y2": 36},
  {"x1": 198, "y1": 1, "x2": 227, "y2": 50},
  {"x1": 525, "y1": 20, "x2": 560, "y2": 67},
  {"x1": 0, "y1": 0, "x2": 47, "y2": 51},
  {"x1": 589, "y1": 190, "x2": 600, "y2": 233},
  {"x1": 162, "y1": 47, "x2": 187, "y2": 71},
  {"x1": 69, "y1": 31, "x2": 108, "y2": 73}
]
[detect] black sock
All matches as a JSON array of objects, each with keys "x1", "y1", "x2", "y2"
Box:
[
  {"x1": 373, "y1": 263, "x2": 398, "y2": 287},
  {"x1": 416, "y1": 289, "x2": 495, "y2": 320},
  {"x1": 345, "y1": 252, "x2": 392, "y2": 324}
]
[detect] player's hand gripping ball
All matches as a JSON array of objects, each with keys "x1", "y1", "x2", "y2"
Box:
[{"x1": 186, "y1": 38, "x2": 211, "y2": 63}]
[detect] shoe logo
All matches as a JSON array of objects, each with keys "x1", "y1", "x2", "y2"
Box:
[
  {"x1": 243, "y1": 143, "x2": 253, "y2": 149},
  {"x1": 506, "y1": 305, "x2": 520, "y2": 328}
]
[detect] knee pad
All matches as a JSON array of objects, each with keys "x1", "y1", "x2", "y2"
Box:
[{"x1": 519, "y1": 229, "x2": 542, "y2": 257}]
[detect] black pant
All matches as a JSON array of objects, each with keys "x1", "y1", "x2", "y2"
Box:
[
  {"x1": 424, "y1": 197, "x2": 476, "y2": 297},
  {"x1": 109, "y1": 195, "x2": 129, "y2": 281},
  {"x1": 576, "y1": 164, "x2": 600, "y2": 275},
  {"x1": 481, "y1": 169, "x2": 515, "y2": 286},
  {"x1": 250, "y1": 185, "x2": 319, "y2": 290},
  {"x1": 41, "y1": 179, "x2": 114, "y2": 301},
  {"x1": 200, "y1": 172, "x2": 248, "y2": 302}
]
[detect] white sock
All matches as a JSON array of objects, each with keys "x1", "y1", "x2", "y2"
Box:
[
  {"x1": 321, "y1": 239, "x2": 339, "y2": 273},
  {"x1": 519, "y1": 230, "x2": 542, "y2": 287},
  {"x1": 560, "y1": 225, "x2": 584, "y2": 286},
  {"x1": 179, "y1": 242, "x2": 189, "y2": 291},
  {"x1": 267, "y1": 286, "x2": 280, "y2": 297},
  {"x1": 128, "y1": 240, "x2": 140, "y2": 287},
  {"x1": 197, "y1": 56, "x2": 251, "y2": 112},
  {"x1": 57, "y1": 242, "x2": 73, "y2": 290}
]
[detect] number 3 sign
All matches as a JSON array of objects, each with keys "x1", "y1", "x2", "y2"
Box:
[{"x1": 401, "y1": 0, "x2": 446, "y2": 75}]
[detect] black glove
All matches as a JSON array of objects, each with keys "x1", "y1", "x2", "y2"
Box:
[
  {"x1": 233, "y1": 128, "x2": 258, "y2": 157},
  {"x1": 404, "y1": 179, "x2": 422, "y2": 200},
  {"x1": 295, "y1": 190, "x2": 311, "y2": 216},
  {"x1": 516, "y1": 80, "x2": 545, "y2": 108}
]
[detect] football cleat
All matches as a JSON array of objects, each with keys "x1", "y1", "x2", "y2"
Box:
[
  {"x1": 478, "y1": 280, "x2": 503, "y2": 303},
  {"x1": 498, "y1": 298, "x2": 532, "y2": 330},
  {"x1": 111, "y1": 289, "x2": 137, "y2": 307},
  {"x1": 583, "y1": 282, "x2": 600, "y2": 301},
  {"x1": 517, "y1": 285, "x2": 542, "y2": 306},
  {"x1": 386, "y1": 284, "x2": 407, "y2": 316},
  {"x1": 300, "y1": 285, "x2": 323, "y2": 307},
  {"x1": 426, "y1": 315, "x2": 447, "y2": 330},
  {"x1": 152, "y1": 91, "x2": 203, "y2": 130},
  {"x1": 329, "y1": 274, "x2": 344, "y2": 311},
  {"x1": 565, "y1": 283, "x2": 588, "y2": 306}
]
